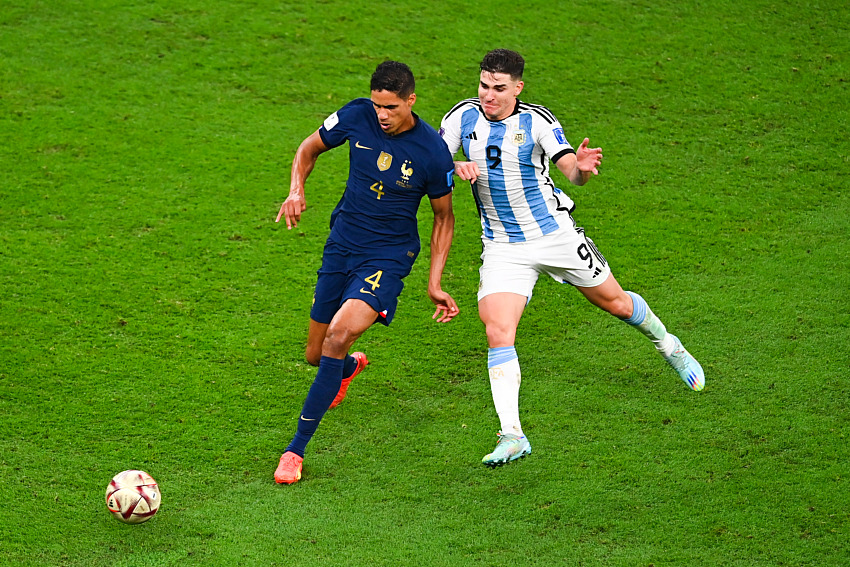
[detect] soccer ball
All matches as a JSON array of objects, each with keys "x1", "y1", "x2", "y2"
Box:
[{"x1": 105, "y1": 470, "x2": 161, "y2": 524}]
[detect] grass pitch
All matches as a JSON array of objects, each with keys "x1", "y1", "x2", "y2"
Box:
[{"x1": 1, "y1": 0, "x2": 848, "y2": 565}]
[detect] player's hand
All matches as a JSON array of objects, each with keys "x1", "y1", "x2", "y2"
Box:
[
  {"x1": 429, "y1": 289, "x2": 459, "y2": 323},
  {"x1": 275, "y1": 192, "x2": 307, "y2": 229},
  {"x1": 454, "y1": 161, "x2": 480, "y2": 184},
  {"x1": 576, "y1": 138, "x2": 602, "y2": 175}
]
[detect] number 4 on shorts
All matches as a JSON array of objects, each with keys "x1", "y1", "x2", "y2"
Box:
[{"x1": 364, "y1": 270, "x2": 383, "y2": 291}]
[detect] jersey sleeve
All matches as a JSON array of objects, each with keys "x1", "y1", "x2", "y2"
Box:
[
  {"x1": 426, "y1": 136, "x2": 456, "y2": 200},
  {"x1": 537, "y1": 117, "x2": 575, "y2": 164},
  {"x1": 439, "y1": 107, "x2": 463, "y2": 156},
  {"x1": 318, "y1": 99, "x2": 367, "y2": 149}
]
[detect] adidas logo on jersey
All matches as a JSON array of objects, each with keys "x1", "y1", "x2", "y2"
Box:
[{"x1": 466, "y1": 132, "x2": 478, "y2": 140}]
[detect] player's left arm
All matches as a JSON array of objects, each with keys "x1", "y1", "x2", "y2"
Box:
[
  {"x1": 555, "y1": 137, "x2": 603, "y2": 186},
  {"x1": 427, "y1": 193, "x2": 459, "y2": 323}
]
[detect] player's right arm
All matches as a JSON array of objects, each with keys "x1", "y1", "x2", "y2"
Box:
[
  {"x1": 453, "y1": 160, "x2": 480, "y2": 184},
  {"x1": 276, "y1": 129, "x2": 330, "y2": 229},
  {"x1": 439, "y1": 103, "x2": 481, "y2": 185}
]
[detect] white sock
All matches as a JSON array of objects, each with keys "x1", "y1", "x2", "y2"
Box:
[
  {"x1": 488, "y1": 347, "x2": 523, "y2": 437},
  {"x1": 623, "y1": 291, "x2": 676, "y2": 357}
]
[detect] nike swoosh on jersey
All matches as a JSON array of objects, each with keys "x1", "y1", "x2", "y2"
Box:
[
  {"x1": 359, "y1": 287, "x2": 376, "y2": 296},
  {"x1": 355, "y1": 141, "x2": 373, "y2": 150}
]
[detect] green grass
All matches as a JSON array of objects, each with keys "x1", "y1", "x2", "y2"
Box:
[{"x1": 1, "y1": 0, "x2": 848, "y2": 565}]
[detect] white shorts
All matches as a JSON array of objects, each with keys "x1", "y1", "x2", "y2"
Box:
[{"x1": 478, "y1": 224, "x2": 611, "y2": 301}]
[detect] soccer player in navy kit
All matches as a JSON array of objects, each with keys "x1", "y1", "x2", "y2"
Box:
[
  {"x1": 274, "y1": 61, "x2": 458, "y2": 484},
  {"x1": 440, "y1": 49, "x2": 705, "y2": 467}
]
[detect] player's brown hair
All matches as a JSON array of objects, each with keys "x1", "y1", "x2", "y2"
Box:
[{"x1": 480, "y1": 49, "x2": 525, "y2": 80}]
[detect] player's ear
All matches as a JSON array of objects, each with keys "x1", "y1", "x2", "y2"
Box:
[
  {"x1": 407, "y1": 92, "x2": 416, "y2": 107},
  {"x1": 515, "y1": 80, "x2": 524, "y2": 96}
]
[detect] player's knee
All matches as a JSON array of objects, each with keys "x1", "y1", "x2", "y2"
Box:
[
  {"x1": 304, "y1": 340, "x2": 323, "y2": 366},
  {"x1": 606, "y1": 294, "x2": 633, "y2": 319},
  {"x1": 485, "y1": 324, "x2": 516, "y2": 348},
  {"x1": 322, "y1": 326, "x2": 354, "y2": 358},
  {"x1": 305, "y1": 349, "x2": 321, "y2": 367}
]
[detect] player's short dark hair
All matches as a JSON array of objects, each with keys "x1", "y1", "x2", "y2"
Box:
[
  {"x1": 371, "y1": 61, "x2": 415, "y2": 98},
  {"x1": 480, "y1": 49, "x2": 525, "y2": 80}
]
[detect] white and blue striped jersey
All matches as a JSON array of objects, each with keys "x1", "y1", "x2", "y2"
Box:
[{"x1": 440, "y1": 98, "x2": 576, "y2": 243}]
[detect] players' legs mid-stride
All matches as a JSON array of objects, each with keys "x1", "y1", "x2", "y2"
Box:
[
  {"x1": 475, "y1": 272, "x2": 704, "y2": 469},
  {"x1": 305, "y1": 320, "x2": 371, "y2": 409},
  {"x1": 478, "y1": 292, "x2": 533, "y2": 466},
  {"x1": 578, "y1": 274, "x2": 705, "y2": 391},
  {"x1": 275, "y1": 299, "x2": 378, "y2": 485}
]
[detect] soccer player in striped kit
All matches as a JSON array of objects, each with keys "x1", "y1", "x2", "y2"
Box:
[{"x1": 440, "y1": 49, "x2": 705, "y2": 467}]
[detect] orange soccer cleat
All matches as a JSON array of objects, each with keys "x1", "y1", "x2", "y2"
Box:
[{"x1": 274, "y1": 451, "x2": 303, "y2": 484}]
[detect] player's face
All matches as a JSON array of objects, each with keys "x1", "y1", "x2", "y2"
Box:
[
  {"x1": 371, "y1": 90, "x2": 416, "y2": 136},
  {"x1": 478, "y1": 71, "x2": 524, "y2": 122}
]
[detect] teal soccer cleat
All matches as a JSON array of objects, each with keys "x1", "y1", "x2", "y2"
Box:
[
  {"x1": 664, "y1": 334, "x2": 705, "y2": 391},
  {"x1": 482, "y1": 432, "x2": 531, "y2": 467}
]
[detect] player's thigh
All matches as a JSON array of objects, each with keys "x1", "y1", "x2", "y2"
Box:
[{"x1": 478, "y1": 240, "x2": 540, "y2": 302}]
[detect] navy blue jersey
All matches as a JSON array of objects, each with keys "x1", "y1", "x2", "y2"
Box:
[{"x1": 318, "y1": 98, "x2": 455, "y2": 254}]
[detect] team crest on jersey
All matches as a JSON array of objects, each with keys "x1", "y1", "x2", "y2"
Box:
[
  {"x1": 511, "y1": 128, "x2": 526, "y2": 146},
  {"x1": 396, "y1": 160, "x2": 414, "y2": 188},
  {"x1": 377, "y1": 151, "x2": 393, "y2": 171}
]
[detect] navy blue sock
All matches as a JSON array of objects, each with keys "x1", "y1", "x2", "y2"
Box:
[
  {"x1": 285, "y1": 356, "x2": 344, "y2": 457},
  {"x1": 342, "y1": 353, "x2": 357, "y2": 379}
]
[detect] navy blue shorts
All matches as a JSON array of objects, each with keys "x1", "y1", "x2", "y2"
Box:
[{"x1": 310, "y1": 242, "x2": 417, "y2": 327}]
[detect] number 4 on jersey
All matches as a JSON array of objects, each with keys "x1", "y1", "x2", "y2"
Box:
[{"x1": 370, "y1": 181, "x2": 385, "y2": 199}]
